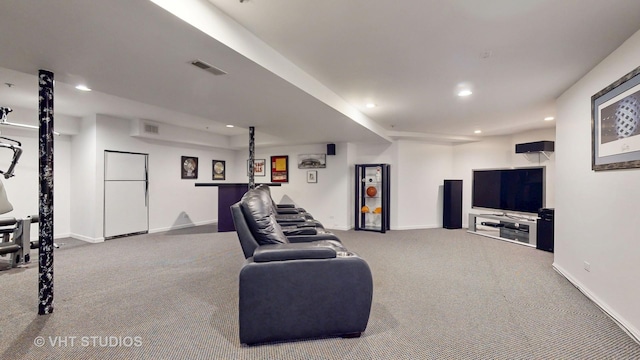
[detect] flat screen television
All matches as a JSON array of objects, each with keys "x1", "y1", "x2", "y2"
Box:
[{"x1": 472, "y1": 167, "x2": 545, "y2": 214}]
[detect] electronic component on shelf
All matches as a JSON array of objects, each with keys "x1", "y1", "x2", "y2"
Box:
[
  {"x1": 480, "y1": 221, "x2": 503, "y2": 228},
  {"x1": 503, "y1": 222, "x2": 529, "y2": 232}
]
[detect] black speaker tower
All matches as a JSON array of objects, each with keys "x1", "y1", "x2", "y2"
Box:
[
  {"x1": 536, "y1": 208, "x2": 554, "y2": 252},
  {"x1": 443, "y1": 180, "x2": 463, "y2": 229},
  {"x1": 327, "y1": 143, "x2": 336, "y2": 155}
]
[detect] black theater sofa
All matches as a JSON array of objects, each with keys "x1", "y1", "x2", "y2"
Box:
[
  {"x1": 254, "y1": 184, "x2": 324, "y2": 228},
  {"x1": 231, "y1": 188, "x2": 373, "y2": 345}
]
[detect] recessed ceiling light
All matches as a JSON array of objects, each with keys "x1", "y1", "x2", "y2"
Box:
[
  {"x1": 226, "y1": 124, "x2": 234, "y2": 128},
  {"x1": 544, "y1": 116, "x2": 555, "y2": 121},
  {"x1": 458, "y1": 90, "x2": 472, "y2": 97},
  {"x1": 75, "y1": 85, "x2": 91, "y2": 92},
  {"x1": 479, "y1": 50, "x2": 493, "y2": 59},
  {"x1": 365, "y1": 103, "x2": 376, "y2": 108},
  {"x1": 474, "y1": 130, "x2": 482, "y2": 134}
]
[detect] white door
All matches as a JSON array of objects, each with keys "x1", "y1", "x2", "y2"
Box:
[{"x1": 104, "y1": 151, "x2": 149, "y2": 239}]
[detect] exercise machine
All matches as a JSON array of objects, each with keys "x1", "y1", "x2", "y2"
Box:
[
  {"x1": 0, "y1": 120, "x2": 50, "y2": 270},
  {"x1": 0, "y1": 215, "x2": 38, "y2": 268}
]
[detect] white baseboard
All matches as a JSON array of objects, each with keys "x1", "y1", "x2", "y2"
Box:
[
  {"x1": 391, "y1": 224, "x2": 440, "y2": 231},
  {"x1": 149, "y1": 220, "x2": 217, "y2": 234},
  {"x1": 70, "y1": 233, "x2": 105, "y2": 243},
  {"x1": 326, "y1": 225, "x2": 352, "y2": 231},
  {"x1": 341, "y1": 224, "x2": 440, "y2": 231},
  {"x1": 29, "y1": 233, "x2": 73, "y2": 242},
  {"x1": 66, "y1": 221, "x2": 217, "y2": 243},
  {"x1": 553, "y1": 263, "x2": 640, "y2": 345}
]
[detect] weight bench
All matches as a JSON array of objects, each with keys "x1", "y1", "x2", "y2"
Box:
[{"x1": 0, "y1": 216, "x2": 38, "y2": 269}]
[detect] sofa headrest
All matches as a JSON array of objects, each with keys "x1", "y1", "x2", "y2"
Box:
[
  {"x1": 255, "y1": 183, "x2": 271, "y2": 195},
  {"x1": 240, "y1": 190, "x2": 288, "y2": 245},
  {"x1": 254, "y1": 184, "x2": 278, "y2": 210}
]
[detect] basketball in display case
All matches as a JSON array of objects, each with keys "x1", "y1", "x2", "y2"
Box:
[{"x1": 355, "y1": 164, "x2": 390, "y2": 233}]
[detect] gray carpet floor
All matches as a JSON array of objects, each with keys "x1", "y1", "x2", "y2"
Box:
[{"x1": 0, "y1": 227, "x2": 639, "y2": 359}]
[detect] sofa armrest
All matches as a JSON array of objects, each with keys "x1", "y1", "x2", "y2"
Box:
[
  {"x1": 275, "y1": 208, "x2": 300, "y2": 214},
  {"x1": 275, "y1": 204, "x2": 296, "y2": 209},
  {"x1": 281, "y1": 227, "x2": 317, "y2": 236},
  {"x1": 287, "y1": 221, "x2": 321, "y2": 228},
  {"x1": 287, "y1": 233, "x2": 341, "y2": 243},
  {"x1": 253, "y1": 243, "x2": 336, "y2": 262},
  {"x1": 274, "y1": 214, "x2": 306, "y2": 222}
]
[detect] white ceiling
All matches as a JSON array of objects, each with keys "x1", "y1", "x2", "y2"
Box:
[{"x1": 1, "y1": 0, "x2": 640, "y2": 147}]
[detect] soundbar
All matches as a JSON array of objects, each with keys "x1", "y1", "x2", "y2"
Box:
[{"x1": 515, "y1": 141, "x2": 554, "y2": 154}]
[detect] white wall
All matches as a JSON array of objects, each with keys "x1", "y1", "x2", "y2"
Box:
[
  {"x1": 0, "y1": 128, "x2": 72, "y2": 240},
  {"x1": 236, "y1": 140, "x2": 456, "y2": 231},
  {"x1": 453, "y1": 128, "x2": 556, "y2": 227},
  {"x1": 555, "y1": 29, "x2": 640, "y2": 338},
  {"x1": 234, "y1": 143, "x2": 352, "y2": 230},
  {"x1": 70, "y1": 116, "x2": 98, "y2": 241},
  {"x1": 393, "y1": 140, "x2": 453, "y2": 229},
  {"x1": 69, "y1": 114, "x2": 236, "y2": 241},
  {"x1": 346, "y1": 142, "x2": 357, "y2": 228}
]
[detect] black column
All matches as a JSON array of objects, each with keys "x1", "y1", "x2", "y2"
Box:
[
  {"x1": 248, "y1": 126, "x2": 255, "y2": 189},
  {"x1": 38, "y1": 70, "x2": 54, "y2": 315}
]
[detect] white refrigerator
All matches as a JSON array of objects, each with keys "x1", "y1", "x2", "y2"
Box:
[{"x1": 104, "y1": 151, "x2": 149, "y2": 239}]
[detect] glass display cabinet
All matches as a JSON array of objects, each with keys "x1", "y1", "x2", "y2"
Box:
[{"x1": 354, "y1": 164, "x2": 390, "y2": 233}]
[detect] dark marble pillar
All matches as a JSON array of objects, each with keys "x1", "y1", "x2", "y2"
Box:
[
  {"x1": 248, "y1": 126, "x2": 255, "y2": 189},
  {"x1": 38, "y1": 69, "x2": 54, "y2": 315}
]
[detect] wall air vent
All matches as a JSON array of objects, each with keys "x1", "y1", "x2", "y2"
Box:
[
  {"x1": 190, "y1": 59, "x2": 227, "y2": 76},
  {"x1": 143, "y1": 123, "x2": 160, "y2": 135}
]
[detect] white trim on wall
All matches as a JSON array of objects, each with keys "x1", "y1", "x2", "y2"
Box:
[{"x1": 554, "y1": 263, "x2": 640, "y2": 343}]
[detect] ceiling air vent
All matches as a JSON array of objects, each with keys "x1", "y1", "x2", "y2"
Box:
[
  {"x1": 190, "y1": 59, "x2": 227, "y2": 76},
  {"x1": 143, "y1": 123, "x2": 160, "y2": 135}
]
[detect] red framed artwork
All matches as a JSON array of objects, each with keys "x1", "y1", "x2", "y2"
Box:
[{"x1": 271, "y1": 155, "x2": 289, "y2": 183}]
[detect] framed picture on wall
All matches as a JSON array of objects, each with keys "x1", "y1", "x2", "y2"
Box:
[
  {"x1": 247, "y1": 159, "x2": 266, "y2": 176},
  {"x1": 212, "y1": 160, "x2": 225, "y2": 180},
  {"x1": 298, "y1": 154, "x2": 326, "y2": 168},
  {"x1": 271, "y1": 155, "x2": 289, "y2": 183},
  {"x1": 181, "y1": 156, "x2": 198, "y2": 179},
  {"x1": 307, "y1": 170, "x2": 317, "y2": 183},
  {"x1": 592, "y1": 64, "x2": 640, "y2": 171}
]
